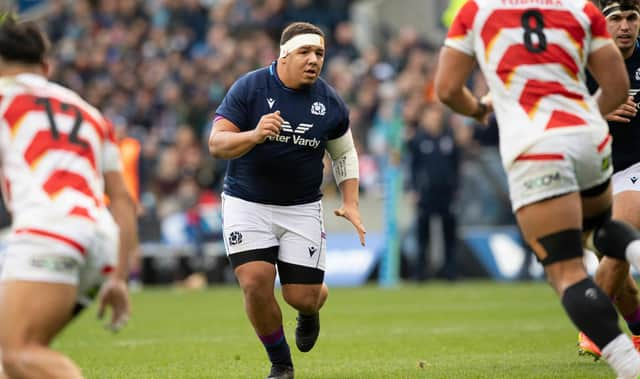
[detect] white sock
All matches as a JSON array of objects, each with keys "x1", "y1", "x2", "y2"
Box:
[
  {"x1": 625, "y1": 240, "x2": 640, "y2": 273},
  {"x1": 602, "y1": 334, "x2": 640, "y2": 379}
]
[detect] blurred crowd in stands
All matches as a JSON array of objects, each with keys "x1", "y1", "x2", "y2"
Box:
[{"x1": 8, "y1": 0, "x2": 515, "y2": 281}]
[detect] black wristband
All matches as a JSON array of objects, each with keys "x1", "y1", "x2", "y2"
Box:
[{"x1": 471, "y1": 101, "x2": 487, "y2": 118}]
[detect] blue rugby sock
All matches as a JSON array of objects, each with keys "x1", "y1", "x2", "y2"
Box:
[{"x1": 259, "y1": 326, "x2": 292, "y2": 367}]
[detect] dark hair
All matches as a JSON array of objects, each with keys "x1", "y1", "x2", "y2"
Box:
[
  {"x1": 279, "y1": 22, "x2": 324, "y2": 46},
  {"x1": 0, "y1": 17, "x2": 49, "y2": 65},
  {"x1": 596, "y1": 0, "x2": 640, "y2": 13}
]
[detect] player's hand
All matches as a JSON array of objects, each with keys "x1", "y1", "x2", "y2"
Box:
[
  {"x1": 253, "y1": 110, "x2": 284, "y2": 144},
  {"x1": 97, "y1": 277, "x2": 130, "y2": 333},
  {"x1": 472, "y1": 93, "x2": 493, "y2": 125},
  {"x1": 334, "y1": 204, "x2": 366, "y2": 246},
  {"x1": 606, "y1": 96, "x2": 636, "y2": 123}
]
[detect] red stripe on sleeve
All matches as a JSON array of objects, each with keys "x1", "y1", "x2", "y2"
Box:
[
  {"x1": 104, "y1": 118, "x2": 117, "y2": 144},
  {"x1": 584, "y1": 1, "x2": 611, "y2": 39},
  {"x1": 447, "y1": 0, "x2": 479, "y2": 39}
]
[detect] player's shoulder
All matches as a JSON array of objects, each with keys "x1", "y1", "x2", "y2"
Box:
[
  {"x1": 0, "y1": 74, "x2": 32, "y2": 96},
  {"x1": 47, "y1": 80, "x2": 107, "y2": 124},
  {"x1": 314, "y1": 76, "x2": 346, "y2": 107},
  {"x1": 232, "y1": 66, "x2": 270, "y2": 93},
  {"x1": 1, "y1": 75, "x2": 101, "y2": 118},
  {"x1": 553, "y1": 0, "x2": 594, "y2": 15},
  {"x1": 629, "y1": 40, "x2": 640, "y2": 65},
  {"x1": 41, "y1": 80, "x2": 113, "y2": 138}
]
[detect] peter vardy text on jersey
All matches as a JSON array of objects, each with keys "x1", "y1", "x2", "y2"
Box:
[{"x1": 267, "y1": 134, "x2": 321, "y2": 148}]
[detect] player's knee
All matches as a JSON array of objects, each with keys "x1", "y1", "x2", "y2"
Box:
[
  {"x1": 593, "y1": 219, "x2": 640, "y2": 261},
  {"x1": 283, "y1": 289, "x2": 321, "y2": 314},
  {"x1": 320, "y1": 283, "x2": 329, "y2": 302},
  {"x1": 239, "y1": 276, "x2": 273, "y2": 302},
  {"x1": 236, "y1": 264, "x2": 276, "y2": 295}
]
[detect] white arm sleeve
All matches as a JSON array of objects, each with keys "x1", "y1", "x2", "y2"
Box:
[
  {"x1": 102, "y1": 140, "x2": 123, "y2": 173},
  {"x1": 326, "y1": 129, "x2": 359, "y2": 185}
]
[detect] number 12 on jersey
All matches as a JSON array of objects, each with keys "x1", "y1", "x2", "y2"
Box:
[{"x1": 35, "y1": 97, "x2": 88, "y2": 149}]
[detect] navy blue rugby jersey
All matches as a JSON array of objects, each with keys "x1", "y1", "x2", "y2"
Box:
[
  {"x1": 587, "y1": 40, "x2": 640, "y2": 173},
  {"x1": 215, "y1": 61, "x2": 350, "y2": 205}
]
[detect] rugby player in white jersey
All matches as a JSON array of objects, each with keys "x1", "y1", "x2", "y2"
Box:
[
  {"x1": 0, "y1": 18, "x2": 138, "y2": 379},
  {"x1": 436, "y1": 1, "x2": 640, "y2": 377}
]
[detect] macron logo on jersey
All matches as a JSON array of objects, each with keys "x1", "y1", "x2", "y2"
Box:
[{"x1": 267, "y1": 98, "x2": 275, "y2": 109}]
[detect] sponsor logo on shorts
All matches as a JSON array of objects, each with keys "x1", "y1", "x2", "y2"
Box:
[
  {"x1": 30, "y1": 255, "x2": 78, "y2": 273},
  {"x1": 631, "y1": 176, "x2": 638, "y2": 184},
  {"x1": 602, "y1": 156, "x2": 611, "y2": 172},
  {"x1": 308, "y1": 246, "x2": 317, "y2": 257},
  {"x1": 523, "y1": 171, "x2": 562, "y2": 190},
  {"x1": 228, "y1": 231, "x2": 243, "y2": 246},
  {"x1": 585, "y1": 287, "x2": 598, "y2": 300}
]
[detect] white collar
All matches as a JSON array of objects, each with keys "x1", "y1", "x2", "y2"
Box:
[{"x1": 13, "y1": 73, "x2": 48, "y2": 85}]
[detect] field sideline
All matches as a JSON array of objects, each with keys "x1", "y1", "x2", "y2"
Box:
[{"x1": 56, "y1": 281, "x2": 618, "y2": 378}]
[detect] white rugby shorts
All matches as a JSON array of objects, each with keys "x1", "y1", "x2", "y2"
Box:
[
  {"x1": 221, "y1": 193, "x2": 326, "y2": 271},
  {"x1": 508, "y1": 131, "x2": 612, "y2": 212},
  {"x1": 0, "y1": 209, "x2": 119, "y2": 306},
  {"x1": 612, "y1": 161, "x2": 640, "y2": 195}
]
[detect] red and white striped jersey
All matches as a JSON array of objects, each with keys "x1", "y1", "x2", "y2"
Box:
[
  {"x1": 445, "y1": 0, "x2": 613, "y2": 168},
  {"x1": 0, "y1": 74, "x2": 121, "y2": 230}
]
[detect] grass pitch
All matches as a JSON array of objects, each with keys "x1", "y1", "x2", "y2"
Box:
[{"x1": 56, "y1": 281, "x2": 616, "y2": 378}]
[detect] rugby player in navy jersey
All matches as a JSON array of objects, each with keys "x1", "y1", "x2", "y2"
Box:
[
  {"x1": 578, "y1": 0, "x2": 640, "y2": 360},
  {"x1": 208, "y1": 22, "x2": 365, "y2": 379}
]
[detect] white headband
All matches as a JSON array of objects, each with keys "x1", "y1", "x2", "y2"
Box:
[
  {"x1": 603, "y1": 2, "x2": 640, "y2": 18},
  {"x1": 279, "y1": 33, "x2": 324, "y2": 58}
]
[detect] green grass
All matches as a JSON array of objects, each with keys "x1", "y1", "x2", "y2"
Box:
[{"x1": 55, "y1": 281, "x2": 617, "y2": 378}]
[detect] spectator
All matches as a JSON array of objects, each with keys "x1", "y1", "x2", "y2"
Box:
[{"x1": 407, "y1": 103, "x2": 460, "y2": 281}]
